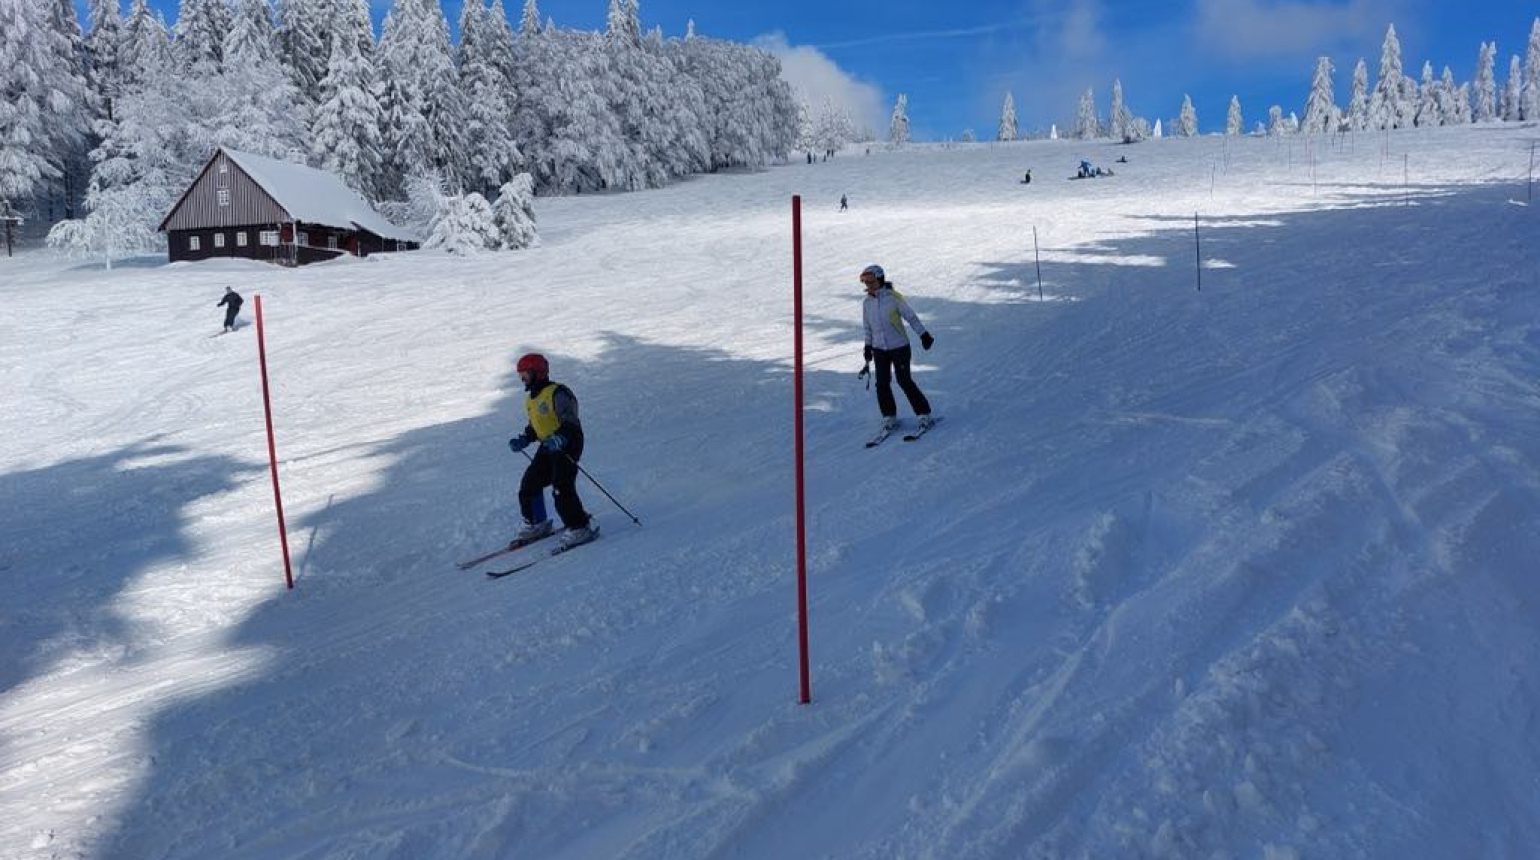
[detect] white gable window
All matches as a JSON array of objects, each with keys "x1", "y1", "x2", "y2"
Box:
[
  {"x1": 213, "y1": 232, "x2": 225, "y2": 248},
  {"x1": 236, "y1": 231, "x2": 248, "y2": 247},
  {"x1": 189, "y1": 235, "x2": 201, "y2": 251},
  {"x1": 217, "y1": 188, "x2": 230, "y2": 207}
]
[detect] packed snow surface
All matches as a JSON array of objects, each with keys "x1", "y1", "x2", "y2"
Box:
[{"x1": 3, "y1": 126, "x2": 1539, "y2": 859}]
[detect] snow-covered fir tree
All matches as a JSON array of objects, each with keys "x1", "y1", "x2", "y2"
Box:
[
  {"x1": 276, "y1": 0, "x2": 332, "y2": 106},
  {"x1": 1075, "y1": 87, "x2": 1098, "y2": 139},
  {"x1": 426, "y1": 190, "x2": 498, "y2": 253},
  {"x1": 1175, "y1": 94, "x2": 1197, "y2": 137},
  {"x1": 491, "y1": 173, "x2": 538, "y2": 250},
  {"x1": 1346, "y1": 58, "x2": 1370, "y2": 131},
  {"x1": 311, "y1": 9, "x2": 385, "y2": 196},
  {"x1": 119, "y1": 0, "x2": 174, "y2": 91},
  {"x1": 457, "y1": 0, "x2": 522, "y2": 195},
  {"x1": 998, "y1": 92, "x2": 1017, "y2": 141},
  {"x1": 0, "y1": 0, "x2": 58, "y2": 214},
  {"x1": 1415, "y1": 61, "x2": 1440, "y2": 127},
  {"x1": 889, "y1": 94, "x2": 909, "y2": 145},
  {"x1": 1302, "y1": 56, "x2": 1338, "y2": 133},
  {"x1": 1152, "y1": 118, "x2": 1162, "y2": 138},
  {"x1": 218, "y1": 0, "x2": 310, "y2": 158},
  {"x1": 519, "y1": 0, "x2": 540, "y2": 34},
  {"x1": 1501, "y1": 54, "x2": 1522, "y2": 121},
  {"x1": 378, "y1": 0, "x2": 469, "y2": 192},
  {"x1": 1267, "y1": 104, "x2": 1286, "y2": 135},
  {"x1": 174, "y1": 0, "x2": 232, "y2": 71},
  {"x1": 1108, "y1": 78, "x2": 1131, "y2": 141},
  {"x1": 40, "y1": 0, "x2": 94, "y2": 218},
  {"x1": 84, "y1": 0, "x2": 125, "y2": 122},
  {"x1": 1444, "y1": 68, "x2": 1471, "y2": 125},
  {"x1": 793, "y1": 93, "x2": 815, "y2": 157},
  {"x1": 1473, "y1": 42, "x2": 1497, "y2": 122},
  {"x1": 1225, "y1": 95, "x2": 1243, "y2": 135},
  {"x1": 1368, "y1": 24, "x2": 1411, "y2": 130},
  {"x1": 812, "y1": 95, "x2": 853, "y2": 156},
  {"x1": 1524, "y1": 17, "x2": 1540, "y2": 121}
]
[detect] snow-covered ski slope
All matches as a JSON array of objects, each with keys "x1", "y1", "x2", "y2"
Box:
[{"x1": 3, "y1": 125, "x2": 1538, "y2": 859}]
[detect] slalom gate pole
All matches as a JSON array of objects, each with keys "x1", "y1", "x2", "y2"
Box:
[
  {"x1": 792, "y1": 194, "x2": 812, "y2": 705},
  {"x1": 254, "y1": 295, "x2": 295, "y2": 590}
]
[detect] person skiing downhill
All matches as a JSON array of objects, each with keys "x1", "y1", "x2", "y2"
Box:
[
  {"x1": 860, "y1": 264, "x2": 934, "y2": 433},
  {"x1": 507, "y1": 353, "x2": 597, "y2": 551},
  {"x1": 217, "y1": 287, "x2": 243, "y2": 332}
]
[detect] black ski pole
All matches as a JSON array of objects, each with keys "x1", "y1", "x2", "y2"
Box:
[
  {"x1": 858, "y1": 360, "x2": 871, "y2": 390},
  {"x1": 518, "y1": 447, "x2": 641, "y2": 525},
  {"x1": 565, "y1": 453, "x2": 641, "y2": 525}
]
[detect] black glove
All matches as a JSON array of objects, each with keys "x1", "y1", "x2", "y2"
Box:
[
  {"x1": 863, "y1": 344, "x2": 873, "y2": 362},
  {"x1": 509, "y1": 434, "x2": 532, "y2": 453},
  {"x1": 920, "y1": 332, "x2": 934, "y2": 350}
]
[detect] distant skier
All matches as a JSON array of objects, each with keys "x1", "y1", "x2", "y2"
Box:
[
  {"x1": 1022, "y1": 169, "x2": 1032, "y2": 184},
  {"x1": 840, "y1": 194, "x2": 849, "y2": 212},
  {"x1": 860, "y1": 264, "x2": 934, "y2": 434},
  {"x1": 217, "y1": 287, "x2": 243, "y2": 332},
  {"x1": 507, "y1": 353, "x2": 597, "y2": 552}
]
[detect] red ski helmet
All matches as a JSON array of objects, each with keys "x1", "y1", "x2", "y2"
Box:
[{"x1": 516, "y1": 353, "x2": 549, "y2": 378}]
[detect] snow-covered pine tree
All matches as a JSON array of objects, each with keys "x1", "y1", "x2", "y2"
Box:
[
  {"x1": 1267, "y1": 104, "x2": 1285, "y2": 135},
  {"x1": 85, "y1": 0, "x2": 125, "y2": 122},
  {"x1": 119, "y1": 0, "x2": 174, "y2": 91},
  {"x1": 311, "y1": 11, "x2": 385, "y2": 196},
  {"x1": 1176, "y1": 94, "x2": 1197, "y2": 137},
  {"x1": 1502, "y1": 54, "x2": 1522, "y2": 121},
  {"x1": 1368, "y1": 23, "x2": 1408, "y2": 129},
  {"x1": 1225, "y1": 95, "x2": 1242, "y2": 135},
  {"x1": 1346, "y1": 58, "x2": 1369, "y2": 131},
  {"x1": 275, "y1": 0, "x2": 330, "y2": 105},
  {"x1": 457, "y1": 0, "x2": 521, "y2": 195},
  {"x1": 1524, "y1": 17, "x2": 1540, "y2": 121},
  {"x1": 0, "y1": 0, "x2": 56, "y2": 215},
  {"x1": 425, "y1": 190, "x2": 498, "y2": 253},
  {"x1": 1109, "y1": 78, "x2": 1131, "y2": 141},
  {"x1": 1446, "y1": 71, "x2": 1471, "y2": 125},
  {"x1": 1415, "y1": 61, "x2": 1439, "y2": 127},
  {"x1": 378, "y1": 0, "x2": 469, "y2": 192},
  {"x1": 218, "y1": 0, "x2": 310, "y2": 159},
  {"x1": 1075, "y1": 87, "x2": 1098, "y2": 139},
  {"x1": 174, "y1": 0, "x2": 231, "y2": 71},
  {"x1": 813, "y1": 95, "x2": 851, "y2": 156},
  {"x1": 794, "y1": 92, "x2": 815, "y2": 157},
  {"x1": 1473, "y1": 42, "x2": 1497, "y2": 122},
  {"x1": 519, "y1": 0, "x2": 539, "y2": 35},
  {"x1": 1302, "y1": 56, "x2": 1337, "y2": 133},
  {"x1": 998, "y1": 92, "x2": 1017, "y2": 141},
  {"x1": 889, "y1": 94, "x2": 909, "y2": 145},
  {"x1": 39, "y1": 0, "x2": 94, "y2": 219},
  {"x1": 491, "y1": 172, "x2": 537, "y2": 250}
]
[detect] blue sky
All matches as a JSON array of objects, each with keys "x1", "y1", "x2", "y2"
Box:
[{"x1": 123, "y1": 0, "x2": 1538, "y2": 139}]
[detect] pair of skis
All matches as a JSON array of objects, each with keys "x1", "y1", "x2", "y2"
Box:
[
  {"x1": 865, "y1": 415, "x2": 942, "y2": 448},
  {"x1": 456, "y1": 525, "x2": 598, "y2": 578}
]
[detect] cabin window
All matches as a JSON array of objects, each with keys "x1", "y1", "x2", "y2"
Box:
[
  {"x1": 327, "y1": 235, "x2": 338, "y2": 250},
  {"x1": 236, "y1": 231, "x2": 248, "y2": 247},
  {"x1": 217, "y1": 188, "x2": 230, "y2": 207},
  {"x1": 297, "y1": 231, "x2": 309, "y2": 246},
  {"x1": 188, "y1": 235, "x2": 201, "y2": 251},
  {"x1": 260, "y1": 230, "x2": 279, "y2": 246},
  {"x1": 213, "y1": 232, "x2": 225, "y2": 248}
]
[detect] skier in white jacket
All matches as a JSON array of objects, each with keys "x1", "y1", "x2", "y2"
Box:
[{"x1": 860, "y1": 264, "x2": 934, "y2": 432}]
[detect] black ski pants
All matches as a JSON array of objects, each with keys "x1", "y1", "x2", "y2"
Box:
[
  {"x1": 519, "y1": 444, "x2": 589, "y2": 530},
  {"x1": 873, "y1": 344, "x2": 931, "y2": 418},
  {"x1": 223, "y1": 306, "x2": 239, "y2": 328}
]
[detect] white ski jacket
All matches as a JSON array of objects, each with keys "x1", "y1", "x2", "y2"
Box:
[{"x1": 863, "y1": 286, "x2": 928, "y2": 351}]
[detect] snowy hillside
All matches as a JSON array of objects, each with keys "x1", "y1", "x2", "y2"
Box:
[{"x1": 4, "y1": 126, "x2": 1539, "y2": 859}]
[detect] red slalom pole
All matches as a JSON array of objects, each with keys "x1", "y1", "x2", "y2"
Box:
[
  {"x1": 792, "y1": 195, "x2": 811, "y2": 704},
  {"x1": 254, "y1": 295, "x2": 295, "y2": 590}
]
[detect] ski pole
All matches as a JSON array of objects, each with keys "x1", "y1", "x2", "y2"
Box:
[
  {"x1": 858, "y1": 361, "x2": 871, "y2": 389},
  {"x1": 565, "y1": 453, "x2": 642, "y2": 525},
  {"x1": 519, "y1": 447, "x2": 642, "y2": 526}
]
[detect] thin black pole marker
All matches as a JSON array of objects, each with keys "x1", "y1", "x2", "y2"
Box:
[
  {"x1": 1194, "y1": 212, "x2": 1202, "y2": 292},
  {"x1": 1033, "y1": 225, "x2": 1044, "y2": 301}
]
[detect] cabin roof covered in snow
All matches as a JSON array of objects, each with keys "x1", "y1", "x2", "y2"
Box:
[{"x1": 161, "y1": 148, "x2": 415, "y2": 242}]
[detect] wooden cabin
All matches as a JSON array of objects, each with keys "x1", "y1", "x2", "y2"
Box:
[{"x1": 158, "y1": 148, "x2": 417, "y2": 266}]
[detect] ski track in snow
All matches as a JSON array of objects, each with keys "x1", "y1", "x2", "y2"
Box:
[{"x1": 3, "y1": 126, "x2": 1539, "y2": 859}]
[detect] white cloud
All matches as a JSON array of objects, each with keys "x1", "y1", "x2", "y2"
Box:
[
  {"x1": 753, "y1": 32, "x2": 888, "y2": 136},
  {"x1": 1193, "y1": 0, "x2": 1399, "y2": 61}
]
